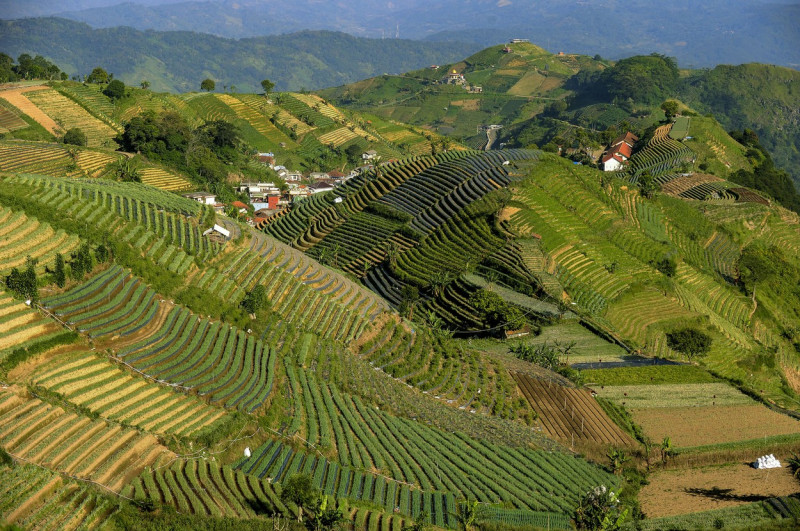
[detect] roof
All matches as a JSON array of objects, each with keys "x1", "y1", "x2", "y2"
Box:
[
  {"x1": 183, "y1": 192, "x2": 215, "y2": 199},
  {"x1": 230, "y1": 201, "x2": 249, "y2": 209},
  {"x1": 601, "y1": 152, "x2": 624, "y2": 164},
  {"x1": 613, "y1": 142, "x2": 632, "y2": 158},
  {"x1": 327, "y1": 170, "x2": 346, "y2": 178},
  {"x1": 611, "y1": 132, "x2": 639, "y2": 147}
]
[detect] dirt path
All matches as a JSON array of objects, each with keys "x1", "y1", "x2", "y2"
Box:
[{"x1": 0, "y1": 86, "x2": 61, "y2": 135}]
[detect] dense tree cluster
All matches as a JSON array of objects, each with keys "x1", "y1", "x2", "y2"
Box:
[
  {"x1": 568, "y1": 54, "x2": 679, "y2": 107},
  {"x1": 5, "y1": 257, "x2": 38, "y2": 302},
  {"x1": 116, "y1": 111, "x2": 251, "y2": 199},
  {"x1": 728, "y1": 129, "x2": 800, "y2": 213},
  {"x1": 469, "y1": 289, "x2": 526, "y2": 335},
  {"x1": 0, "y1": 52, "x2": 65, "y2": 82}
]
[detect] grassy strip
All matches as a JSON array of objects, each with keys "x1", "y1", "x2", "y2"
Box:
[
  {"x1": 0, "y1": 330, "x2": 78, "y2": 375},
  {"x1": 595, "y1": 396, "x2": 644, "y2": 443},
  {"x1": 583, "y1": 364, "x2": 718, "y2": 386}
]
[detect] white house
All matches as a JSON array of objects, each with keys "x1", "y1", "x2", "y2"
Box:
[
  {"x1": 183, "y1": 192, "x2": 216, "y2": 205},
  {"x1": 362, "y1": 150, "x2": 378, "y2": 161}
]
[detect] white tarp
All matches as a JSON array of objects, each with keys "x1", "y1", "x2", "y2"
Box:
[{"x1": 753, "y1": 454, "x2": 781, "y2": 469}]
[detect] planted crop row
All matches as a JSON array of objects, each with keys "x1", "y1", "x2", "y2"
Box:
[
  {"x1": 0, "y1": 205, "x2": 80, "y2": 275},
  {"x1": 32, "y1": 350, "x2": 226, "y2": 436},
  {"x1": 0, "y1": 389, "x2": 168, "y2": 493},
  {"x1": 25, "y1": 88, "x2": 118, "y2": 147}
]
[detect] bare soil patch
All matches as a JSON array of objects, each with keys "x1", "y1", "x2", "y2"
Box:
[
  {"x1": 640, "y1": 463, "x2": 799, "y2": 518},
  {"x1": 631, "y1": 404, "x2": 800, "y2": 448}
]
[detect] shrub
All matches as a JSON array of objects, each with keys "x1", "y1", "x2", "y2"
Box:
[{"x1": 63, "y1": 127, "x2": 87, "y2": 146}]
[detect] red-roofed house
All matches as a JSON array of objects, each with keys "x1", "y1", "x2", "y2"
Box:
[
  {"x1": 230, "y1": 200, "x2": 249, "y2": 214},
  {"x1": 601, "y1": 132, "x2": 638, "y2": 171}
]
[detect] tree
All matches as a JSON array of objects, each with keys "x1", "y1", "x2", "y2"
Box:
[
  {"x1": 470, "y1": 290, "x2": 526, "y2": 334},
  {"x1": 574, "y1": 486, "x2": 627, "y2": 531},
  {"x1": 398, "y1": 285, "x2": 420, "y2": 321},
  {"x1": 111, "y1": 158, "x2": 141, "y2": 183},
  {"x1": 637, "y1": 170, "x2": 657, "y2": 199},
  {"x1": 103, "y1": 79, "x2": 126, "y2": 100},
  {"x1": 53, "y1": 253, "x2": 66, "y2": 288},
  {"x1": 606, "y1": 448, "x2": 630, "y2": 475},
  {"x1": 787, "y1": 453, "x2": 800, "y2": 481},
  {"x1": 310, "y1": 496, "x2": 345, "y2": 531},
  {"x1": 241, "y1": 284, "x2": 268, "y2": 314},
  {"x1": 95, "y1": 243, "x2": 110, "y2": 263},
  {"x1": 86, "y1": 66, "x2": 109, "y2": 84},
  {"x1": 63, "y1": 127, "x2": 87, "y2": 147},
  {"x1": 140, "y1": 80, "x2": 150, "y2": 89},
  {"x1": 660, "y1": 436, "x2": 675, "y2": 465},
  {"x1": 200, "y1": 78, "x2": 216, "y2": 92},
  {"x1": 652, "y1": 256, "x2": 677, "y2": 277},
  {"x1": 261, "y1": 79, "x2": 275, "y2": 96},
  {"x1": 71, "y1": 243, "x2": 93, "y2": 280},
  {"x1": 661, "y1": 100, "x2": 679, "y2": 121},
  {"x1": 280, "y1": 473, "x2": 319, "y2": 522},
  {"x1": 5, "y1": 257, "x2": 38, "y2": 302},
  {"x1": 666, "y1": 327, "x2": 712, "y2": 359}
]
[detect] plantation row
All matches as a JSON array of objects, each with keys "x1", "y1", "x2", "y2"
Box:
[
  {"x1": 238, "y1": 400, "x2": 615, "y2": 516},
  {"x1": 24, "y1": 88, "x2": 118, "y2": 147},
  {"x1": 197, "y1": 231, "x2": 385, "y2": 337},
  {"x1": 0, "y1": 462, "x2": 118, "y2": 529},
  {"x1": 358, "y1": 320, "x2": 523, "y2": 418},
  {"x1": 42, "y1": 266, "x2": 278, "y2": 412},
  {"x1": 139, "y1": 167, "x2": 193, "y2": 192},
  {"x1": 513, "y1": 373, "x2": 634, "y2": 446},
  {"x1": 0, "y1": 205, "x2": 80, "y2": 275},
  {"x1": 263, "y1": 151, "x2": 478, "y2": 245},
  {"x1": 679, "y1": 181, "x2": 736, "y2": 202},
  {"x1": 55, "y1": 83, "x2": 116, "y2": 119},
  {"x1": 278, "y1": 93, "x2": 337, "y2": 128},
  {"x1": 0, "y1": 294, "x2": 63, "y2": 356},
  {"x1": 0, "y1": 107, "x2": 27, "y2": 132},
  {"x1": 125, "y1": 459, "x2": 288, "y2": 520},
  {"x1": 379, "y1": 150, "x2": 537, "y2": 234},
  {"x1": 0, "y1": 389, "x2": 170, "y2": 493},
  {"x1": 628, "y1": 137, "x2": 694, "y2": 181},
  {"x1": 217, "y1": 94, "x2": 295, "y2": 145},
  {"x1": 32, "y1": 350, "x2": 226, "y2": 437},
  {"x1": 0, "y1": 141, "x2": 79, "y2": 177}
]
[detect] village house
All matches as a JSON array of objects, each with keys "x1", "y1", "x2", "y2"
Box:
[
  {"x1": 277, "y1": 168, "x2": 303, "y2": 182},
  {"x1": 309, "y1": 181, "x2": 335, "y2": 194},
  {"x1": 254, "y1": 152, "x2": 275, "y2": 166},
  {"x1": 600, "y1": 132, "x2": 638, "y2": 171},
  {"x1": 362, "y1": 150, "x2": 378, "y2": 161},
  {"x1": 182, "y1": 192, "x2": 216, "y2": 205},
  {"x1": 442, "y1": 69, "x2": 466, "y2": 84}
]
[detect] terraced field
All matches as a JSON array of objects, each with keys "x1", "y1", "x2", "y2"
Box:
[
  {"x1": 24, "y1": 88, "x2": 118, "y2": 147},
  {"x1": 0, "y1": 294, "x2": 63, "y2": 357},
  {"x1": 0, "y1": 387, "x2": 172, "y2": 493},
  {"x1": 0, "y1": 462, "x2": 119, "y2": 529},
  {"x1": 0, "y1": 205, "x2": 80, "y2": 275},
  {"x1": 32, "y1": 350, "x2": 227, "y2": 436},
  {"x1": 139, "y1": 167, "x2": 192, "y2": 191}
]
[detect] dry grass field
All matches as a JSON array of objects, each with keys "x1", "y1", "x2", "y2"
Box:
[
  {"x1": 631, "y1": 404, "x2": 800, "y2": 448},
  {"x1": 640, "y1": 463, "x2": 799, "y2": 518}
]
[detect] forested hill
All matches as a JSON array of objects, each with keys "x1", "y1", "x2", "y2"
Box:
[{"x1": 0, "y1": 18, "x2": 481, "y2": 93}]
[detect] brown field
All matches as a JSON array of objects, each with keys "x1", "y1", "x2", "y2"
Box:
[
  {"x1": 449, "y1": 99, "x2": 481, "y2": 111},
  {"x1": 513, "y1": 372, "x2": 635, "y2": 446},
  {"x1": 640, "y1": 463, "x2": 799, "y2": 518},
  {"x1": 631, "y1": 404, "x2": 800, "y2": 448},
  {"x1": 0, "y1": 86, "x2": 61, "y2": 135}
]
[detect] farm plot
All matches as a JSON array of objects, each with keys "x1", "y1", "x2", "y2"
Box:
[
  {"x1": 0, "y1": 461, "x2": 119, "y2": 529},
  {"x1": 604, "y1": 289, "x2": 696, "y2": 348},
  {"x1": 594, "y1": 382, "x2": 750, "y2": 410},
  {"x1": 125, "y1": 459, "x2": 287, "y2": 519},
  {"x1": 513, "y1": 373, "x2": 635, "y2": 447},
  {"x1": 139, "y1": 167, "x2": 192, "y2": 191},
  {"x1": 0, "y1": 106, "x2": 27, "y2": 133},
  {"x1": 639, "y1": 464, "x2": 800, "y2": 518},
  {"x1": 0, "y1": 387, "x2": 172, "y2": 493},
  {"x1": 24, "y1": 88, "x2": 118, "y2": 147},
  {"x1": 0, "y1": 86, "x2": 61, "y2": 135},
  {"x1": 630, "y1": 404, "x2": 800, "y2": 448},
  {"x1": 0, "y1": 293, "x2": 63, "y2": 357},
  {"x1": 0, "y1": 141, "x2": 76, "y2": 176},
  {"x1": 0, "y1": 205, "x2": 80, "y2": 275},
  {"x1": 31, "y1": 350, "x2": 227, "y2": 437}
]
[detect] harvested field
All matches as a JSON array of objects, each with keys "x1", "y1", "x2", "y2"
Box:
[
  {"x1": 661, "y1": 174, "x2": 724, "y2": 197},
  {"x1": 513, "y1": 373, "x2": 634, "y2": 446},
  {"x1": 640, "y1": 463, "x2": 799, "y2": 518},
  {"x1": 0, "y1": 86, "x2": 61, "y2": 135},
  {"x1": 631, "y1": 404, "x2": 800, "y2": 448}
]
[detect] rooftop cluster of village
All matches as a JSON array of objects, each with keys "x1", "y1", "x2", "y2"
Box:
[{"x1": 183, "y1": 148, "x2": 383, "y2": 225}]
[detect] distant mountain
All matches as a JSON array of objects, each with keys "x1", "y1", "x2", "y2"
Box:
[
  {"x1": 49, "y1": 0, "x2": 800, "y2": 69},
  {"x1": 0, "y1": 18, "x2": 480, "y2": 93}
]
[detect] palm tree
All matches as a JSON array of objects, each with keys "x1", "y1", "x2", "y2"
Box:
[
  {"x1": 606, "y1": 448, "x2": 629, "y2": 475},
  {"x1": 451, "y1": 500, "x2": 480, "y2": 531},
  {"x1": 385, "y1": 241, "x2": 400, "y2": 268},
  {"x1": 661, "y1": 436, "x2": 674, "y2": 465},
  {"x1": 429, "y1": 270, "x2": 453, "y2": 298},
  {"x1": 787, "y1": 453, "x2": 800, "y2": 480}
]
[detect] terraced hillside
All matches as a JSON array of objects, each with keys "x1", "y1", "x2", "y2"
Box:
[{"x1": 506, "y1": 153, "x2": 800, "y2": 409}]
